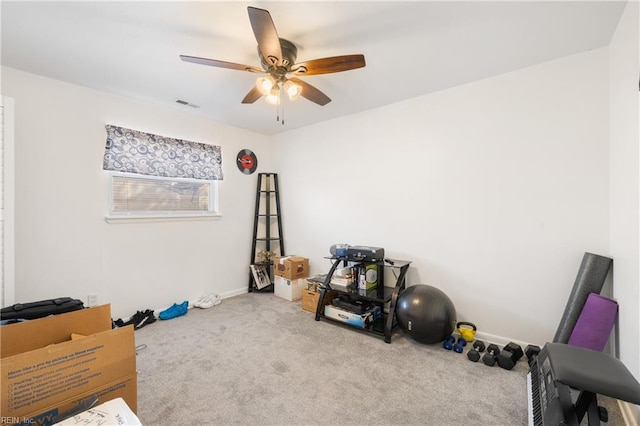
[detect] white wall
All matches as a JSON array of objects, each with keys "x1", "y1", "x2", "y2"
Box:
[
  {"x1": 272, "y1": 48, "x2": 611, "y2": 347},
  {"x1": 609, "y1": 0, "x2": 640, "y2": 418},
  {"x1": 1, "y1": 67, "x2": 269, "y2": 319}
]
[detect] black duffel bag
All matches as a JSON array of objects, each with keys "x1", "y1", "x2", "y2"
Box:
[{"x1": 1, "y1": 297, "x2": 84, "y2": 320}]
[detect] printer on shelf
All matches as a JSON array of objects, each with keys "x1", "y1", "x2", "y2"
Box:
[
  {"x1": 346, "y1": 246, "x2": 385, "y2": 262},
  {"x1": 329, "y1": 244, "x2": 385, "y2": 262}
]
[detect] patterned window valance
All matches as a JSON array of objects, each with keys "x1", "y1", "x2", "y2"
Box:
[{"x1": 103, "y1": 125, "x2": 223, "y2": 180}]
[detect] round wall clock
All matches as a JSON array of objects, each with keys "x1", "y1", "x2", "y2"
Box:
[{"x1": 236, "y1": 149, "x2": 257, "y2": 174}]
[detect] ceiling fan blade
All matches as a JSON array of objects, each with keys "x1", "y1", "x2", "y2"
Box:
[
  {"x1": 247, "y1": 7, "x2": 282, "y2": 67},
  {"x1": 180, "y1": 55, "x2": 264, "y2": 73},
  {"x1": 292, "y1": 54, "x2": 366, "y2": 76},
  {"x1": 241, "y1": 86, "x2": 263, "y2": 104},
  {"x1": 289, "y1": 77, "x2": 331, "y2": 106}
]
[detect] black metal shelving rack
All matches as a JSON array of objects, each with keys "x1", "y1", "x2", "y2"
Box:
[
  {"x1": 248, "y1": 173, "x2": 285, "y2": 292},
  {"x1": 314, "y1": 257, "x2": 411, "y2": 343}
]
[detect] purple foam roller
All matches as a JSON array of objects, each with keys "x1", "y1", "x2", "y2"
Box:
[
  {"x1": 567, "y1": 293, "x2": 618, "y2": 352},
  {"x1": 553, "y1": 252, "x2": 613, "y2": 344}
]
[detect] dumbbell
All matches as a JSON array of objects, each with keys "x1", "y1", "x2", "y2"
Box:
[
  {"x1": 443, "y1": 335, "x2": 466, "y2": 353},
  {"x1": 525, "y1": 344, "x2": 541, "y2": 367},
  {"x1": 497, "y1": 342, "x2": 524, "y2": 370},
  {"x1": 443, "y1": 335, "x2": 456, "y2": 350},
  {"x1": 482, "y1": 344, "x2": 501, "y2": 366},
  {"x1": 467, "y1": 340, "x2": 486, "y2": 362},
  {"x1": 453, "y1": 337, "x2": 467, "y2": 353}
]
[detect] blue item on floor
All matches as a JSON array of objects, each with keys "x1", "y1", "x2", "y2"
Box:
[{"x1": 159, "y1": 301, "x2": 188, "y2": 320}]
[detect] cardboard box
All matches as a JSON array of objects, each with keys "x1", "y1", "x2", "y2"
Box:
[
  {"x1": 306, "y1": 275, "x2": 326, "y2": 293},
  {"x1": 273, "y1": 256, "x2": 309, "y2": 280},
  {"x1": 324, "y1": 304, "x2": 382, "y2": 328},
  {"x1": 302, "y1": 289, "x2": 338, "y2": 314},
  {"x1": 301, "y1": 289, "x2": 319, "y2": 313},
  {"x1": 274, "y1": 276, "x2": 307, "y2": 301},
  {"x1": 1, "y1": 305, "x2": 137, "y2": 425}
]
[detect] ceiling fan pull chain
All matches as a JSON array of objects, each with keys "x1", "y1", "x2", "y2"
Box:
[{"x1": 279, "y1": 90, "x2": 283, "y2": 124}]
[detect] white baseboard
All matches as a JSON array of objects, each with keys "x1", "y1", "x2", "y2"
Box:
[
  {"x1": 220, "y1": 286, "x2": 250, "y2": 299},
  {"x1": 619, "y1": 400, "x2": 639, "y2": 426},
  {"x1": 472, "y1": 330, "x2": 538, "y2": 350},
  {"x1": 152, "y1": 287, "x2": 248, "y2": 315}
]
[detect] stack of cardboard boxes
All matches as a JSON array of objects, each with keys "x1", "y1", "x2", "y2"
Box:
[
  {"x1": 271, "y1": 256, "x2": 339, "y2": 315},
  {"x1": 273, "y1": 256, "x2": 309, "y2": 302}
]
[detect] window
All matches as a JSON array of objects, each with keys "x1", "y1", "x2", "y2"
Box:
[
  {"x1": 107, "y1": 173, "x2": 219, "y2": 220},
  {"x1": 102, "y1": 125, "x2": 223, "y2": 222}
]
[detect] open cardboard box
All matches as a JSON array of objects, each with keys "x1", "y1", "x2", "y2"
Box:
[{"x1": 0, "y1": 304, "x2": 137, "y2": 425}]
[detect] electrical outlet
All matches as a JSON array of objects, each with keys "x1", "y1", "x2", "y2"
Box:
[{"x1": 87, "y1": 293, "x2": 99, "y2": 307}]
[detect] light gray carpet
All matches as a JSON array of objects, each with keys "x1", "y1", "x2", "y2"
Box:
[{"x1": 133, "y1": 292, "x2": 624, "y2": 426}]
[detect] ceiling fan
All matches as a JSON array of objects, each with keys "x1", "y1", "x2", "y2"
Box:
[{"x1": 180, "y1": 6, "x2": 366, "y2": 107}]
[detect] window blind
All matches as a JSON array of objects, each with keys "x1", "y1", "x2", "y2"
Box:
[{"x1": 111, "y1": 175, "x2": 211, "y2": 213}]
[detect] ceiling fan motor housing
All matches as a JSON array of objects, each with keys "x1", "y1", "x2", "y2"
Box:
[{"x1": 260, "y1": 38, "x2": 298, "y2": 73}]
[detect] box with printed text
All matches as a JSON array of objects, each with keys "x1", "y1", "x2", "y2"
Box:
[
  {"x1": 324, "y1": 304, "x2": 382, "y2": 328},
  {"x1": 0, "y1": 305, "x2": 137, "y2": 425}
]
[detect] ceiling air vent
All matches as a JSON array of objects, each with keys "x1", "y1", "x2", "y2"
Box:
[{"x1": 175, "y1": 100, "x2": 200, "y2": 108}]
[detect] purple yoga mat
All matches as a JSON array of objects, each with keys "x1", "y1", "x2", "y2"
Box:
[{"x1": 567, "y1": 293, "x2": 618, "y2": 352}]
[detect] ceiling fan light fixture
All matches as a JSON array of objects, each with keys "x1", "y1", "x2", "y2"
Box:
[
  {"x1": 284, "y1": 80, "x2": 301, "y2": 100},
  {"x1": 265, "y1": 86, "x2": 281, "y2": 105},
  {"x1": 256, "y1": 75, "x2": 276, "y2": 95},
  {"x1": 180, "y1": 7, "x2": 365, "y2": 111}
]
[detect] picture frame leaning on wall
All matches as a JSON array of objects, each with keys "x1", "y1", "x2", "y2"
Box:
[{"x1": 250, "y1": 264, "x2": 271, "y2": 290}]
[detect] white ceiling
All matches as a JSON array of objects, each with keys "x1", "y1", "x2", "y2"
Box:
[{"x1": 1, "y1": 1, "x2": 627, "y2": 136}]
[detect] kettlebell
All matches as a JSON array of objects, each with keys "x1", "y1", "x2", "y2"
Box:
[{"x1": 457, "y1": 321, "x2": 477, "y2": 342}]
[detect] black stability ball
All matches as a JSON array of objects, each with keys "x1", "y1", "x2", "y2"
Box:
[{"x1": 396, "y1": 284, "x2": 456, "y2": 344}]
